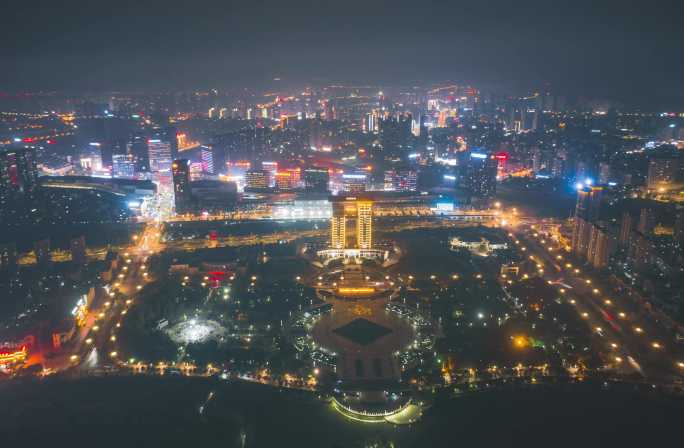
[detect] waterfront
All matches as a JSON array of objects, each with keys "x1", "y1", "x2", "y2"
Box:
[{"x1": 2, "y1": 376, "x2": 683, "y2": 447}]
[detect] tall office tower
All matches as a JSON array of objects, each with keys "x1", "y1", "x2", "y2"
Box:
[
  {"x1": 33, "y1": 238, "x2": 51, "y2": 267},
  {"x1": 148, "y1": 139, "x2": 173, "y2": 172},
  {"x1": 465, "y1": 152, "x2": 498, "y2": 203},
  {"x1": 112, "y1": 153, "x2": 136, "y2": 178},
  {"x1": 379, "y1": 113, "x2": 412, "y2": 154},
  {"x1": 171, "y1": 159, "x2": 192, "y2": 214},
  {"x1": 356, "y1": 201, "x2": 373, "y2": 249},
  {"x1": 129, "y1": 133, "x2": 150, "y2": 173},
  {"x1": 245, "y1": 169, "x2": 269, "y2": 190},
  {"x1": 200, "y1": 147, "x2": 215, "y2": 174},
  {"x1": 364, "y1": 110, "x2": 380, "y2": 133},
  {"x1": 384, "y1": 169, "x2": 417, "y2": 192},
  {"x1": 508, "y1": 95, "x2": 539, "y2": 132},
  {"x1": 647, "y1": 156, "x2": 679, "y2": 190},
  {"x1": 618, "y1": 211, "x2": 633, "y2": 247},
  {"x1": 70, "y1": 236, "x2": 87, "y2": 265},
  {"x1": 637, "y1": 208, "x2": 655, "y2": 235},
  {"x1": 330, "y1": 201, "x2": 347, "y2": 249},
  {"x1": 342, "y1": 173, "x2": 368, "y2": 193},
  {"x1": 160, "y1": 126, "x2": 179, "y2": 160},
  {"x1": 303, "y1": 167, "x2": 330, "y2": 192},
  {"x1": 107, "y1": 138, "x2": 128, "y2": 171},
  {"x1": 0, "y1": 146, "x2": 38, "y2": 202}
]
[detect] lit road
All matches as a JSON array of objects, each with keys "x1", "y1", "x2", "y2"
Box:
[
  {"x1": 510, "y1": 220, "x2": 684, "y2": 383},
  {"x1": 65, "y1": 222, "x2": 164, "y2": 373}
]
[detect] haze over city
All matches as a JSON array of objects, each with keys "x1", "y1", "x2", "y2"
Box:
[{"x1": 1, "y1": 1, "x2": 684, "y2": 447}]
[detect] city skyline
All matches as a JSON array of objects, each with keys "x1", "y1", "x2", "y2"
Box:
[
  {"x1": 2, "y1": 2, "x2": 684, "y2": 447},
  {"x1": 1, "y1": 1, "x2": 684, "y2": 109}
]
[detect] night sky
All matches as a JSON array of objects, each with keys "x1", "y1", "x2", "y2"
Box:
[{"x1": 1, "y1": 0, "x2": 683, "y2": 108}]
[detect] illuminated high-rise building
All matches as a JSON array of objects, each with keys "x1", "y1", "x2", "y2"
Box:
[
  {"x1": 598, "y1": 162, "x2": 612, "y2": 184},
  {"x1": 331, "y1": 201, "x2": 347, "y2": 249},
  {"x1": 618, "y1": 211, "x2": 633, "y2": 248},
  {"x1": 573, "y1": 186, "x2": 603, "y2": 223},
  {"x1": 0, "y1": 146, "x2": 38, "y2": 202},
  {"x1": 329, "y1": 197, "x2": 373, "y2": 250},
  {"x1": 364, "y1": 110, "x2": 380, "y2": 133},
  {"x1": 245, "y1": 169, "x2": 269, "y2": 190},
  {"x1": 304, "y1": 167, "x2": 330, "y2": 192},
  {"x1": 275, "y1": 171, "x2": 297, "y2": 190},
  {"x1": 646, "y1": 156, "x2": 678, "y2": 190},
  {"x1": 571, "y1": 186, "x2": 605, "y2": 257},
  {"x1": 638, "y1": 208, "x2": 655, "y2": 235},
  {"x1": 384, "y1": 169, "x2": 417, "y2": 192},
  {"x1": 147, "y1": 139, "x2": 172, "y2": 172},
  {"x1": 172, "y1": 159, "x2": 192, "y2": 214},
  {"x1": 465, "y1": 152, "x2": 498, "y2": 203},
  {"x1": 342, "y1": 173, "x2": 368, "y2": 193},
  {"x1": 129, "y1": 133, "x2": 150, "y2": 173},
  {"x1": 200, "y1": 147, "x2": 215, "y2": 174},
  {"x1": 356, "y1": 201, "x2": 373, "y2": 249},
  {"x1": 587, "y1": 225, "x2": 613, "y2": 269},
  {"x1": 287, "y1": 167, "x2": 301, "y2": 187},
  {"x1": 261, "y1": 161, "x2": 278, "y2": 187},
  {"x1": 112, "y1": 153, "x2": 136, "y2": 178}
]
